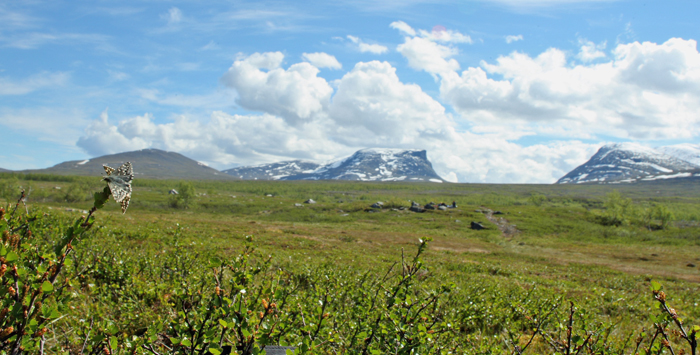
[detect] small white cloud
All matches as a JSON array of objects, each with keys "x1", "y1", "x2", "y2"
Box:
[
  {"x1": 577, "y1": 38, "x2": 606, "y2": 62},
  {"x1": 163, "y1": 7, "x2": 182, "y2": 25},
  {"x1": 347, "y1": 35, "x2": 388, "y2": 54},
  {"x1": 301, "y1": 52, "x2": 342, "y2": 70},
  {"x1": 390, "y1": 21, "x2": 416, "y2": 37},
  {"x1": 505, "y1": 34, "x2": 523, "y2": 43},
  {"x1": 392, "y1": 22, "x2": 472, "y2": 75}
]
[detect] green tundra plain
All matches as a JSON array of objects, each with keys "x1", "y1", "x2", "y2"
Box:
[{"x1": 1, "y1": 173, "x2": 699, "y2": 354}]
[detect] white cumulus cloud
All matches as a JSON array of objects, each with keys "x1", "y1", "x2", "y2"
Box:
[
  {"x1": 439, "y1": 38, "x2": 700, "y2": 140},
  {"x1": 329, "y1": 60, "x2": 453, "y2": 145},
  {"x1": 220, "y1": 52, "x2": 334, "y2": 125},
  {"x1": 301, "y1": 52, "x2": 342, "y2": 69}
]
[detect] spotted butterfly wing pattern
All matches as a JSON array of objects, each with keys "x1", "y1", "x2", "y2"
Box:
[{"x1": 102, "y1": 162, "x2": 133, "y2": 213}]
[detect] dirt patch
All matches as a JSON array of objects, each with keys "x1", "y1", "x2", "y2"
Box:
[
  {"x1": 480, "y1": 207, "x2": 520, "y2": 238},
  {"x1": 433, "y1": 246, "x2": 490, "y2": 254}
]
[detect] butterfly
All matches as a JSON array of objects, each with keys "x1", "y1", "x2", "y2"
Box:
[{"x1": 103, "y1": 162, "x2": 134, "y2": 213}]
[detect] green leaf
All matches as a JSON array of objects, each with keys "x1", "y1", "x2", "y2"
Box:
[
  {"x1": 208, "y1": 348, "x2": 222, "y2": 355},
  {"x1": 92, "y1": 334, "x2": 105, "y2": 343},
  {"x1": 650, "y1": 281, "x2": 662, "y2": 292},
  {"x1": 5, "y1": 251, "x2": 18, "y2": 262},
  {"x1": 106, "y1": 324, "x2": 119, "y2": 336},
  {"x1": 109, "y1": 336, "x2": 117, "y2": 350},
  {"x1": 170, "y1": 338, "x2": 181, "y2": 345},
  {"x1": 181, "y1": 338, "x2": 192, "y2": 347},
  {"x1": 49, "y1": 308, "x2": 61, "y2": 319},
  {"x1": 94, "y1": 186, "x2": 112, "y2": 210},
  {"x1": 209, "y1": 257, "x2": 222, "y2": 268},
  {"x1": 41, "y1": 281, "x2": 54, "y2": 292},
  {"x1": 218, "y1": 319, "x2": 228, "y2": 328}
]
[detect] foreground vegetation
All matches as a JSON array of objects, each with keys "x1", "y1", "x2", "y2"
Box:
[{"x1": 0, "y1": 173, "x2": 699, "y2": 354}]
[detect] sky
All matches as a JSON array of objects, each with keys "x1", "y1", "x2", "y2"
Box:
[{"x1": 1, "y1": 0, "x2": 699, "y2": 183}]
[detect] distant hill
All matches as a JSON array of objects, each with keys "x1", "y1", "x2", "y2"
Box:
[
  {"x1": 0, "y1": 167, "x2": 10, "y2": 172},
  {"x1": 23, "y1": 149, "x2": 236, "y2": 180},
  {"x1": 224, "y1": 149, "x2": 445, "y2": 182},
  {"x1": 557, "y1": 143, "x2": 700, "y2": 184}
]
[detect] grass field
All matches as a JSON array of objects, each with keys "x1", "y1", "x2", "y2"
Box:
[{"x1": 1, "y1": 173, "x2": 699, "y2": 354}]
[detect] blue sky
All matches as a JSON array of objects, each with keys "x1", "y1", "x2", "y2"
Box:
[{"x1": 1, "y1": 0, "x2": 699, "y2": 183}]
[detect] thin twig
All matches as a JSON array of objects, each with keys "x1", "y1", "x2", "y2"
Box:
[{"x1": 82, "y1": 317, "x2": 94, "y2": 355}]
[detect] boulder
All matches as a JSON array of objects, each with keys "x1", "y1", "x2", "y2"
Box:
[
  {"x1": 409, "y1": 201, "x2": 424, "y2": 213},
  {"x1": 438, "y1": 205, "x2": 448, "y2": 211},
  {"x1": 304, "y1": 199, "x2": 316, "y2": 204},
  {"x1": 470, "y1": 222, "x2": 485, "y2": 230},
  {"x1": 424, "y1": 202, "x2": 436, "y2": 210},
  {"x1": 370, "y1": 202, "x2": 384, "y2": 209},
  {"x1": 169, "y1": 189, "x2": 179, "y2": 195},
  {"x1": 294, "y1": 203, "x2": 303, "y2": 207},
  {"x1": 493, "y1": 211, "x2": 504, "y2": 215}
]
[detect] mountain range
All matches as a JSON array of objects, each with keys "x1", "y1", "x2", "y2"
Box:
[
  {"x1": 4, "y1": 143, "x2": 699, "y2": 184},
  {"x1": 7, "y1": 148, "x2": 445, "y2": 182},
  {"x1": 557, "y1": 143, "x2": 700, "y2": 184},
  {"x1": 224, "y1": 149, "x2": 444, "y2": 182}
]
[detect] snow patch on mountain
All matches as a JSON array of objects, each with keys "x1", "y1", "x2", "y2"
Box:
[{"x1": 657, "y1": 144, "x2": 700, "y2": 166}]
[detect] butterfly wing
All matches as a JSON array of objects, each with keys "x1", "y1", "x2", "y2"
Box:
[
  {"x1": 103, "y1": 165, "x2": 115, "y2": 175},
  {"x1": 107, "y1": 177, "x2": 132, "y2": 213},
  {"x1": 115, "y1": 162, "x2": 133, "y2": 182}
]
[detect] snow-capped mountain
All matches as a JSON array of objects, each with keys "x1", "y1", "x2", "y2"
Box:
[
  {"x1": 224, "y1": 149, "x2": 445, "y2": 182},
  {"x1": 222, "y1": 161, "x2": 321, "y2": 180},
  {"x1": 557, "y1": 143, "x2": 700, "y2": 184}
]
